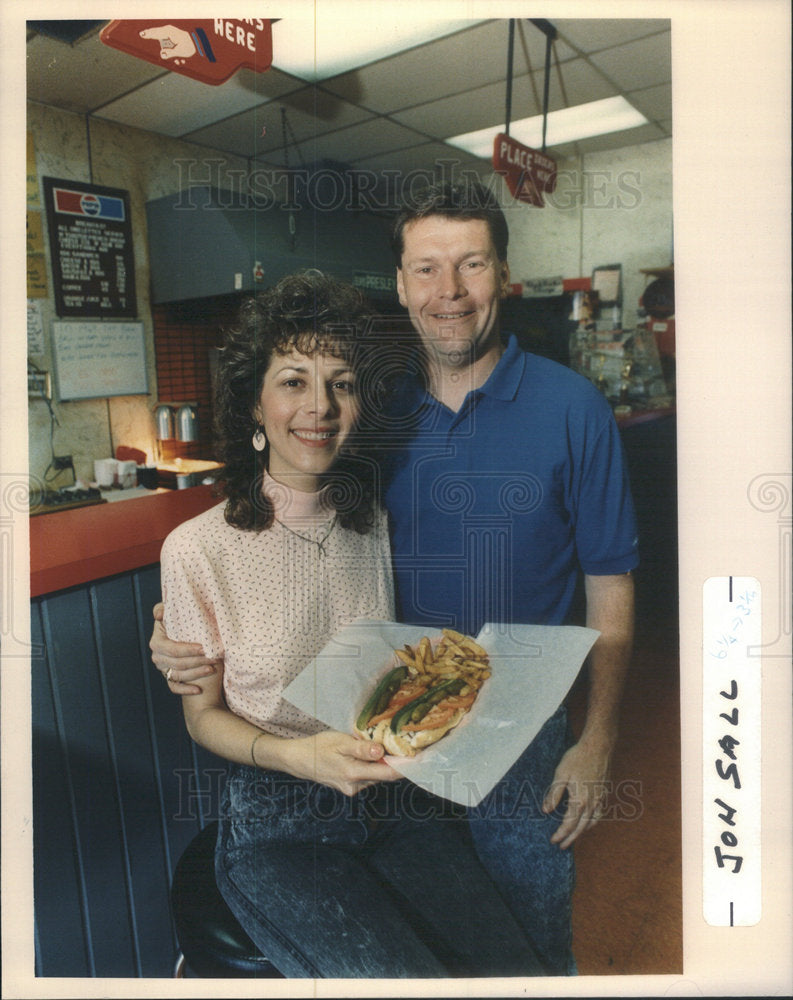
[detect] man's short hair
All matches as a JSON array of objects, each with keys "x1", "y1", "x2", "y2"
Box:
[{"x1": 390, "y1": 180, "x2": 509, "y2": 265}]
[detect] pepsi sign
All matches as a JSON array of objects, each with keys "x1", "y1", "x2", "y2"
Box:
[
  {"x1": 43, "y1": 177, "x2": 137, "y2": 318},
  {"x1": 53, "y1": 188, "x2": 126, "y2": 221}
]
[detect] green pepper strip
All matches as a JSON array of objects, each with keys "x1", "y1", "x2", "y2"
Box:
[
  {"x1": 356, "y1": 665, "x2": 408, "y2": 730},
  {"x1": 390, "y1": 677, "x2": 466, "y2": 734}
]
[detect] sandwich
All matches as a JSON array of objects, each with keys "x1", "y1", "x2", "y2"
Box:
[{"x1": 354, "y1": 629, "x2": 490, "y2": 756}]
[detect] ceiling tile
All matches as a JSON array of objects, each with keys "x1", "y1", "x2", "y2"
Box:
[
  {"x1": 509, "y1": 120, "x2": 668, "y2": 162},
  {"x1": 258, "y1": 116, "x2": 429, "y2": 167},
  {"x1": 270, "y1": 13, "x2": 489, "y2": 82},
  {"x1": 26, "y1": 15, "x2": 675, "y2": 177},
  {"x1": 95, "y1": 66, "x2": 301, "y2": 137},
  {"x1": 553, "y1": 18, "x2": 670, "y2": 55},
  {"x1": 181, "y1": 105, "x2": 276, "y2": 160},
  {"x1": 627, "y1": 83, "x2": 672, "y2": 124},
  {"x1": 27, "y1": 32, "x2": 161, "y2": 113},
  {"x1": 493, "y1": 18, "x2": 580, "y2": 74},
  {"x1": 28, "y1": 21, "x2": 106, "y2": 45},
  {"x1": 266, "y1": 87, "x2": 377, "y2": 146},
  {"x1": 589, "y1": 32, "x2": 671, "y2": 92},
  {"x1": 322, "y1": 20, "x2": 576, "y2": 115},
  {"x1": 391, "y1": 58, "x2": 618, "y2": 142},
  {"x1": 390, "y1": 78, "x2": 524, "y2": 142},
  {"x1": 542, "y1": 56, "x2": 620, "y2": 108},
  {"x1": 188, "y1": 89, "x2": 374, "y2": 160}
]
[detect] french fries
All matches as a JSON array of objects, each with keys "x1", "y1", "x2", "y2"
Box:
[
  {"x1": 355, "y1": 628, "x2": 491, "y2": 756},
  {"x1": 394, "y1": 628, "x2": 491, "y2": 693}
]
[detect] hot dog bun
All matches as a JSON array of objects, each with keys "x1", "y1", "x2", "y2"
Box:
[
  {"x1": 354, "y1": 629, "x2": 490, "y2": 757},
  {"x1": 355, "y1": 710, "x2": 467, "y2": 757},
  {"x1": 377, "y1": 706, "x2": 470, "y2": 757}
]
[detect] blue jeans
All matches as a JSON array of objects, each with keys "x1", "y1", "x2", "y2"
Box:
[
  {"x1": 467, "y1": 705, "x2": 577, "y2": 976},
  {"x1": 215, "y1": 766, "x2": 547, "y2": 978}
]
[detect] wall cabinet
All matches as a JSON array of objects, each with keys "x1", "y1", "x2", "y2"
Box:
[{"x1": 145, "y1": 186, "x2": 397, "y2": 304}]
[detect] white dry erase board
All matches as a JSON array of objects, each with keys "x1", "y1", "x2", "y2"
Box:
[{"x1": 52, "y1": 321, "x2": 148, "y2": 400}]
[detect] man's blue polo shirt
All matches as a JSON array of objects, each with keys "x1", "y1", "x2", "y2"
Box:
[{"x1": 382, "y1": 335, "x2": 639, "y2": 635}]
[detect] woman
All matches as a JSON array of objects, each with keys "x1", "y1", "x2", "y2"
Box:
[{"x1": 160, "y1": 271, "x2": 544, "y2": 979}]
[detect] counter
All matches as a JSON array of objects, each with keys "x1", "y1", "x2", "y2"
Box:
[
  {"x1": 613, "y1": 404, "x2": 675, "y2": 429},
  {"x1": 30, "y1": 483, "x2": 219, "y2": 597}
]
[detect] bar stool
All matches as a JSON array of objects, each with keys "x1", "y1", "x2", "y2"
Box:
[{"x1": 171, "y1": 821, "x2": 284, "y2": 978}]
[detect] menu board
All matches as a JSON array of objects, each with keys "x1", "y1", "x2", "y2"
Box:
[
  {"x1": 43, "y1": 176, "x2": 137, "y2": 318},
  {"x1": 52, "y1": 321, "x2": 148, "y2": 401}
]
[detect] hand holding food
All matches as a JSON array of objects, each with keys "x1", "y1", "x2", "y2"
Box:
[{"x1": 354, "y1": 629, "x2": 491, "y2": 756}]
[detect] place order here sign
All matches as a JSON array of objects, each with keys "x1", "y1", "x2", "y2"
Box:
[
  {"x1": 493, "y1": 133, "x2": 557, "y2": 207},
  {"x1": 100, "y1": 19, "x2": 273, "y2": 85}
]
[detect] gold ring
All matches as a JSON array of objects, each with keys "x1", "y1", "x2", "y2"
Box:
[{"x1": 166, "y1": 667, "x2": 173, "y2": 682}]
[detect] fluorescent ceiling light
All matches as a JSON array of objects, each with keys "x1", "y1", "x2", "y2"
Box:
[
  {"x1": 271, "y1": 17, "x2": 484, "y2": 82},
  {"x1": 446, "y1": 96, "x2": 649, "y2": 157}
]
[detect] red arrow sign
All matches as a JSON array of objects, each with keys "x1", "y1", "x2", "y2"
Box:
[
  {"x1": 493, "y1": 133, "x2": 557, "y2": 207},
  {"x1": 100, "y1": 19, "x2": 272, "y2": 86}
]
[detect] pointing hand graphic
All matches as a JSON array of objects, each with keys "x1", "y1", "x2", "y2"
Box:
[{"x1": 139, "y1": 26, "x2": 197, "y2": 65}]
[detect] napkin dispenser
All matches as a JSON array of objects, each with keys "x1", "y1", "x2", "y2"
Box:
[{"x1": 94, "y1": 458, "x2": 138, "y2": 488}]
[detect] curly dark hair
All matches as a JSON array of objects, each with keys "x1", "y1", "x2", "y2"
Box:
[
  {"x1": 390, "y1": 179, "x2": 509, "y2": 264},
  {"x1": 214, "y1": 271, "x2": 379, "y2": 533}
]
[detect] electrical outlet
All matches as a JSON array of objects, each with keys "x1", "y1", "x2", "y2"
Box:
[{"x1": 53, "y1": 455, "x2": 73, "y2": 470}]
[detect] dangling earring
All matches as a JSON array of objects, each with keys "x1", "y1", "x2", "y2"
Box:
[{"x1": 252, "y1": 425, "x2": 267, "y2": 452}]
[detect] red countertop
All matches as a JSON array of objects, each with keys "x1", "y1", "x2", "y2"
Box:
[{"x1": 30, "y1": 484, "x2": 220, "y2": 597}]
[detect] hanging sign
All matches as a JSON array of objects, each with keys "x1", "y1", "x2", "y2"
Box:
[
  {"x1": 100, "y1": 19, "x2": 272, "y2": 85},
  {"x1": 43, "y1": 177, "x2": 137, "y2": 318},
  {"x1": 493, "y1": 133, "x2": 557, "y2": 207}
]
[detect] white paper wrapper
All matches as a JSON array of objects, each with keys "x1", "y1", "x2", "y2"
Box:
[{"x1": 282, "y1": 620, "x2": 600, "y2": 806}]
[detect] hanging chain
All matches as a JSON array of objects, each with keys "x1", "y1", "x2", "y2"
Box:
[
  {"x1": 516, "y1": 21, "x2": 541, "y2": 116},
  {"x1": 505, "y1": 19, "x2": 515, "y2": 135},
  {"x1": 279, "y1": 107, "x2": 296, "y2": 251}
]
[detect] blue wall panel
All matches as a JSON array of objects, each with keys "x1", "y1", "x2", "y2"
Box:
[
  {"x1": 38, "y1": 586, "x2": 139, "y2": 977},
  {"x1": 31, "y1": 601, "x2": 93, "y2": 977},
  {"x1": 91, "y1": 572, "x2": 178, "y2": 975},
  {"x1": 32, "y1": 563, "x2": 228, "y2": 979}
]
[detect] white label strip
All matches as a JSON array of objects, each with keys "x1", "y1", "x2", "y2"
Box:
[{"x1": 702, "y1": 576, "x2": 762, "y2": 926}]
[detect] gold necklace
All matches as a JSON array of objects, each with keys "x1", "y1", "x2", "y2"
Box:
[{"x1": 275, "y1": 514, "x2": 338, "y2": 556}]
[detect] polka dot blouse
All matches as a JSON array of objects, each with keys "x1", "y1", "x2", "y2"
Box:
[{"x1": 161, "y1": 474, "x2": 395, "y2": 739}]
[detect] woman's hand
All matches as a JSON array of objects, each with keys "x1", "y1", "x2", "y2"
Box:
[
  {"x1": 180, "y1": 672, "x2": 400, "y2": 798},
  {"x1": 280, "y1": 731, "x2": 402, "y2": 797},
  {"x1": 150, "y1": 602, "x2": 221, "y2": 694}
]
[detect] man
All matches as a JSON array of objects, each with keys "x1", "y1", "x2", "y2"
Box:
[{"x1": 151, "y1": 180, "x2": 638, "y2": 975}]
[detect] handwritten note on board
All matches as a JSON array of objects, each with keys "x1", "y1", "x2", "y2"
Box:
[{"x1": 52, "y1": 321, "x2": 148, "y2": 400}]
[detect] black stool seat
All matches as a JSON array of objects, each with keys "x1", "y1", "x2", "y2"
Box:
[{"x1": 171, "y1": 821, "x2": 283, "y2": 978}]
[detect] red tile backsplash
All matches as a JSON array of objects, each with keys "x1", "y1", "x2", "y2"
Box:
[{"x1": 152, "y1": 294, "x2": 241, "y2": 461}]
